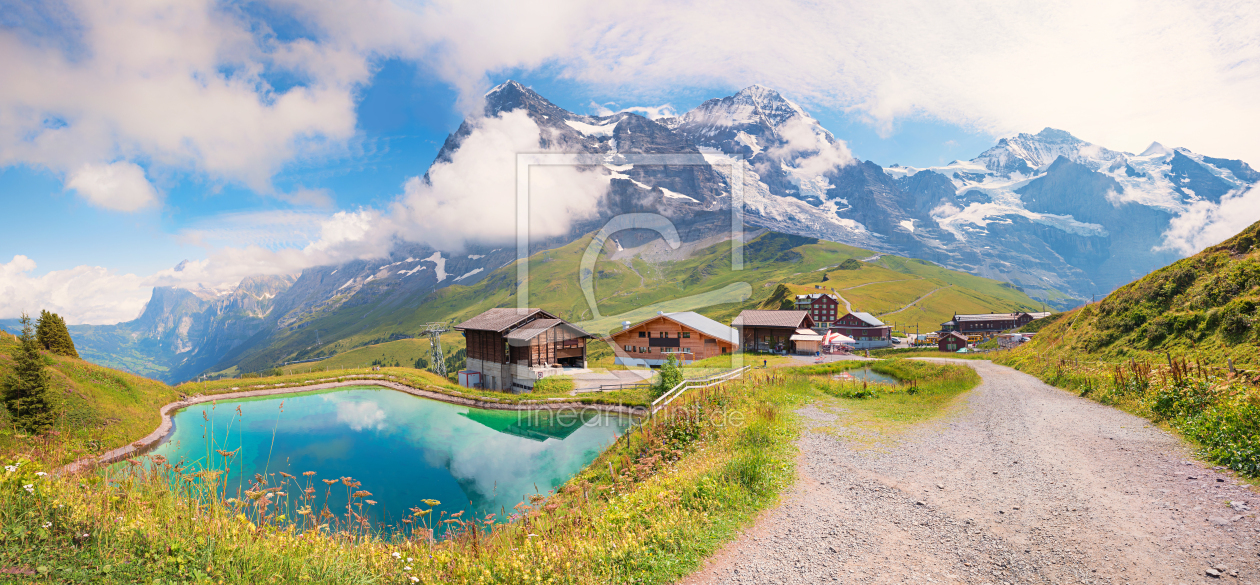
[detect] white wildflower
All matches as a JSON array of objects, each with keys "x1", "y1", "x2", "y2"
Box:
[
  {"x1": 410, "y1": 578, "x2": 419, "y2": 584},
  {"x1": 3, "y1": 465, "x2": 15, "y2": 473},
  {"x1": 35, "y1": 471, "x2": 47, "y2": 477},
  {"x1": 404, "y1": 566, "x2": 412, "y2": 572},
  {"x1": 391, "y1": 551, "x2": 401, "y2": 559},
  {"x1": 407, "y1": 557, "x2": 413, "y2": 562},
  {"x1": 22, "y1": 484, "x2": 34, "y2": 494},
  {"x1": 42, "y1": 522, "x2": 51, "y2": 529}
]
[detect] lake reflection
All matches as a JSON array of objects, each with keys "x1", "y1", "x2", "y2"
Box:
[{"x1": 150, "y1": 387, "x2": 632, "y2": 525}]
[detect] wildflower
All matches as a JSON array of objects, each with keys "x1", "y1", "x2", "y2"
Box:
[
  {"x1": 391, "y1": 552, "x2": 401, "y2": 559},
  {"x1": 3, "y1": 465, "x2": 14, "y2": 473},
  {"x1": 404, "y1": 566, "x2": 412, "y2": 572},
  {"x1": 42, "y1": 522, "x2": 52, "y2": 528},
  {"x1": 22, "y1": 484, "x2": 34, "y2": 494},
  {"x1": 35, "y1": 471, "x2": 46, "y2": 477},
  {"x1": 410, "y1": 578, "x2": 419, "y2": 583},
  {"x1": 407, "y1": 557, "x2": 413, "y2": 562}
]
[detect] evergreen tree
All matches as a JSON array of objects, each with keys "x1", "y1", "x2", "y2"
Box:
[
  {"x1": 35, "y1": 310, "x2": 78, "y2": 358},
  {"x1": 35, "y1": 310, "x2": 54, "y2": 351},
  {"x1": 2, "y1": 314, "x2": 55, "y2": 434}
]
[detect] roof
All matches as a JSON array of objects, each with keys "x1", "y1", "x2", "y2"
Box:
[
  {"x1": 941, "y1": 331, "x2": 969, "y2": 341},
  {"x1": 848, "y1": 312, "x2": 886, "y2": 327},
  {"x1": 952, "y1": 313, "x2": 1022, "y2": 322},
  {"x1": 665, "y1": 311, "x2": 738, "y2": 343},
  {"x1": 503, "y1": 319, "x2": 592, "y2": 342},
  {"x1": 732, "y1": 310, "x2": 810, "y2": 328},
  {"x1": 455, "y1": 308, "x2": 556, "y2": 332},
  {"x1": 794, "y1": 293, "x2": 837, "y2": 301},
  {"x1": 503, "y1": 319, "x2": 562, "y2": 341},
  {"x1": 790, "y1": 333, "x2": 823, "y2": 341}
]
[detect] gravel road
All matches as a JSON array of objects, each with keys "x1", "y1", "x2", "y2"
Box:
[{"x1": 683, "y1": 359, "x2": 1260, "y2": 584}]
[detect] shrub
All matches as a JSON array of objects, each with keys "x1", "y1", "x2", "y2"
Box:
[{"x1": 838, "y1": 258, "x2": 862, "y2": 270}]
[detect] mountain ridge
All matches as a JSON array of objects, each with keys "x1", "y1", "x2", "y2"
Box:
[{"x1": 17, "y1": 81, "x2": 1257, "y2": 383}]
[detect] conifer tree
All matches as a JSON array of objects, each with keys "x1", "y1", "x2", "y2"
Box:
[
  {"x1": 35, "y1": 310, "x2": 78, "y2": 358},
  {"x1": 35, "y1": 309, "x2": 54, "y2": 351},
  {"x1": 2, "y1": 314, "x2": 55, "y2": 434}
]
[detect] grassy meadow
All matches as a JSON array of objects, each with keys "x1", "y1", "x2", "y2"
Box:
[{"x1": 221, "y1": 231, "x2": 1049, "y2": 375}]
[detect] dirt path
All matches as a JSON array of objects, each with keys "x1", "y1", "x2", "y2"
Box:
[
  {"x1": 878, "y1": 285, "x2": 947, "y2": 319},
  {"x1": 684, "y1": 360, "x2": 1260, "y2": 584}
]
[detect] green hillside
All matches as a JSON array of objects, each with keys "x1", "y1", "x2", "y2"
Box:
[
  {"x1": 220, "y1": 232, "x2": 1050, "y2": 373},
  {"x1": 0, "y1": 332, "x2": 178, "y2": 460},
  {"x1": 1010, "y1": 220, "x2": 1260, "y2": 368}
]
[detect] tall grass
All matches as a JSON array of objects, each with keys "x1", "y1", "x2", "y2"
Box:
[{"x1": 1, "y1": 370, "x2": 808, "y2": 583}]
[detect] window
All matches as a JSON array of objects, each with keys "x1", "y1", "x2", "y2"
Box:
[
  {"x1": 624, "y1": 345, "x2": 631, "y2": 352},
  {"x1": 638, "y1": 331, "x2": 646, "y2": 338},
  {"x1": 661, "y1": 332, "x2": 669, "y2": 338},
  {"x1": 682, "y1": 332, "x2": 690, "y2": 338}
]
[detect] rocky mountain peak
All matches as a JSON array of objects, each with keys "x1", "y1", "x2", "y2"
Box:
[{"x1": 482, "y1": 80, "x2": 567, "y2": 120}]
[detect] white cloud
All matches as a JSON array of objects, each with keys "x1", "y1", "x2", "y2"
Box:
[
  {"x1": 149, "y1": 209, "x2": 395, "y2": 292},
  {"x1": 767, "y1": 116, "x2": 854, "y2": 177},
  {"x1": 390, "y1": 109, "x2": 608, "y2": 251},
  {"x1": 65, "y1": 161, "x2": 158, "y2": 211},
  {"x1": 0, "y1": 255, "x2": 150, "y2": 325},
  {"x1": 1158, "y1": 185, "x2": 1260, "y2": 255},
  {"x1": 0, "y1": 0, "x2": 377, "y2": 206}
]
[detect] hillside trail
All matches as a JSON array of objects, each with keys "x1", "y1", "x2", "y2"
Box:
[
  {"x1": 878, "y1": 285, "x2": 948, "y2": 319},
  {"x1": 683, "y1": 359, "x2": 1260, "y2": 584}
]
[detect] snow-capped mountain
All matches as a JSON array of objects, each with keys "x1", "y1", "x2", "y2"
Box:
[{"x1": 58, "y1": 81, "x2": 1260, "y2": 382}]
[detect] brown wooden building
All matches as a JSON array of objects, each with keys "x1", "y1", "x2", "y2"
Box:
[
  {"x1": 610, "y1": 311, "x2": 737, "y2": 366},
  {"x1": 456, "y1": 308, "x2": 591, "y2": 392},
  {"x1": 732, "y1": 310, "x2": 815, "y2": 354},
  {"x1": 938, "y1": 331, "x2": 969, "y2": 352}
]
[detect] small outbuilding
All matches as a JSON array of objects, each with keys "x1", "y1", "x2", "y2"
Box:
[{"x1": 938, "y1": 331, "x2": 969, "y2": 352}]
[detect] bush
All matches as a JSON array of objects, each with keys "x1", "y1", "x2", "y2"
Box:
[{"x1": 838, "y1": 258, "x2": 862, "y2": 270}]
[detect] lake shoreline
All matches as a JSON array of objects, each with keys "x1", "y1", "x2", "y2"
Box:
[{"x1": 59, "y1": 378, "x2": 645, "y2": 475}]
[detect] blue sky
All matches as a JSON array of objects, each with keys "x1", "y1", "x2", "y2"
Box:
[{"x1": 0, "y1": 0, "x2": 1256, "y2": 324}]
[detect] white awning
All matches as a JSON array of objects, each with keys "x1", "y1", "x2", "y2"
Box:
[
  {"x1": 790, "y1": 334, "x2": 823, "y2": 341},
  {"x1": 823, "y1": 332, "x2": 855, "y2": 344}
]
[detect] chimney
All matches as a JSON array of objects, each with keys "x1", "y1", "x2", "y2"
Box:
[{"x1": 622, "y1": 321, "x2": 632, "y2": 331}]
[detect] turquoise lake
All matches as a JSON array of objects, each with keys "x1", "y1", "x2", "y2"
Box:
[
  {"x1": 834, "y1": 367, "x2": 901, "y2": 385},
  {"x1": 149, "y1": 386, "x2": 632, "y2": 526}
]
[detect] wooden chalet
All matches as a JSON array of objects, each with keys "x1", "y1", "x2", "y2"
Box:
[
  {"x1": 830, "y1": 312, "x2": 893, "y2": 349},
  {"x1": 456, "y1": 308, "x2": 591, "y2": 392},
  {"x1": 732, "y1": 310, "x2": 815, "y2": 354},
  {"x1": 610, "y1": 311, "x2": 737, "y2": 366},
  {"x1": 938, "y1": 331, "x2": 969, "y2": 352}
]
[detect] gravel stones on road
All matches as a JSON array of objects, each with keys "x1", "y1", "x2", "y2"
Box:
[{"x1": 683, "y1": 360, "x2": 1260, "y2": 584}]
